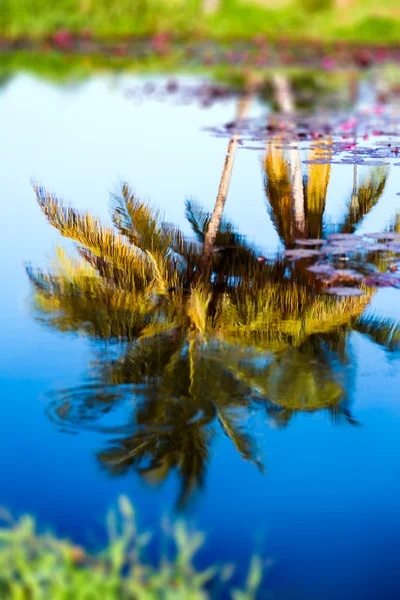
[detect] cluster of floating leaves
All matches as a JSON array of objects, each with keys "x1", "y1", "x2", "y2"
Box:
[
  {"x1": 3, "y1": 33, "x2": 400, "y2": 70},
  {"x1": 125, "y1": 79, "x2": 238, "y2": 109},
  {"x1": 282, "y1": 233, "x2": 400, "y2": 296},
  {"x1": 205, "y1": 109, "x2": 400, "y2": 150}
]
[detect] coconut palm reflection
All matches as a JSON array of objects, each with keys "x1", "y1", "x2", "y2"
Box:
[
  {"x1": 264, "y1": 142, "x2": 388, "y2": 245},
  {"x1": 27, "y1": 156, "x2": 398, "y2": 505}
]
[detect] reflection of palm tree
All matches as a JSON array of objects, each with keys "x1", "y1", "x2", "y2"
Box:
[
  {"x1": 353, "y1": 313, "x2": 400, "y2": 352},
  {"x1": 201, "y1": 90, "x2": 253, "y2": 270},
  {"x1": 302, "y1": 142, "x2": 332, "y2": 238},
  {"x1": 264, "y1": 144, "x2": 387, "y2": 244},
  {"x1": 339, "y1": 167, "x2": 388, "y2": 234},
  {"x1": 264, "y1": 335, "x2": 353, "y2": 427},
  {"x1": 28, "y1": 182, "x2": 398, "y2": 506},
  {"x1": 267, "y1": 73, "x2": 388, "y2": 244}
]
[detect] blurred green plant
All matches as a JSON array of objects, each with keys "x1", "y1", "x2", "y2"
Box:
[
  {"x1": 299, "y1": 0, "x2": 333, "y2": 12},
  {"x1": 0, "y1": 496, "x2": 264, "y2": 599},
  {"x1": 1, "y1": 0, "x2": 400, "y2": 43}
]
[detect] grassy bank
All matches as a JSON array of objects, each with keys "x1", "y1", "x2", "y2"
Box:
[
  {"x1": 0, "y1": 0, "x2": 400, "y2": 44},
  {"x1": 0, "y1": 496, "x2": 263, "y2": 599}
]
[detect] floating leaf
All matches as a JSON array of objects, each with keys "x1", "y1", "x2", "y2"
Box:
[
  {"x1": 322, "y1": 245, "x2": 355, "y2": 256},
  {"x1": 328, "y1": 234, "x2": 363, "y2": 242},
  {"x1": 386, "y1": 242, "x2": 400, "y2": 253},
  {"x1": 307, "y1": 263, "x2": 335, "y2": 275},
  {"x1": 329, "y1": 269, "x2": 364, "y2": 282},
  {"x1": 366, "y1": 243, "x2": 389, "y2": 251},
  {"x1": 324, "y1": 287, "x2": 365, "y2": 297},
  {"x1": 364, "y1": 232, "x2": 400, "y2": 241},
  {"x1": 295, "y1": 239, "x2": 327, "y2": 246},
  {"x1": 364, "y1": 273, "x2": 400, "y2": 288},
  {"x1": 284, "y1": 249, "x2": 320, "y2": 260}
]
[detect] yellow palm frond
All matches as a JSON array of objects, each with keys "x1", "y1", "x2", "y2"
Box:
[
  {"x1": 304, "y1": 140, "x2": 332, "y2": 238},
  {"x1": 264, "y1": 142, "x2": 296, "y2": 245}
]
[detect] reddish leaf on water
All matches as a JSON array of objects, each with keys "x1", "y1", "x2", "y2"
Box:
[
  {"x1": 364, "y1": 273, "x2": 400, "y2": 288},
  {"x1": 324, "y1": 287, "x2": 365, "y2": 297},
  {"x1": 330, "y1": 269, "x2": 364, "y2": 282},
  {"x1": 166, "y1": 79, "x2": 178, "y2": 93},
  {"x1": 386, "y1": 242, "x2": 400, "y2": 253}
]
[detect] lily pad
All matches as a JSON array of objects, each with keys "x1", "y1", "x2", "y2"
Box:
[
  {"x1": 324, "y1": 287, "x2": 365, "y2": 297},
  {"x1": 328, "y1": 234, "x2": 363, "y2": 242},
  {"x1": 364, "y1": 232, "x2": 400, "y2": 241},
  {"x1": 329, "y1": 269, "x2": 364, "y2": 282},
  {"x1": 307, "y1": 263, "x2": 335, "y2": 275},
  {"x1": 284, "y1": 249, "x2": 321, "y2": 260},
  {"x1": 295, "y1": 239, "x2": 327, "y2": 246},
  {"x1": 322, "y1": 245, "x2": 356, "y2": 256},
  {"x1": 365, "y1": 243, "x2": 390, "y2": 251},
  {"x1": 363, "y1": 273, "x2": 400, "y2": 288}
]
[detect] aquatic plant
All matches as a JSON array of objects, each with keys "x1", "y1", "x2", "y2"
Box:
[{"x1": 0, "y1": 496, "x2": 264, "y2": 599}]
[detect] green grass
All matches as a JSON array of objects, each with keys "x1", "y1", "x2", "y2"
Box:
[
  {"x1": 0, "y1": 496, "x2": 264, "y2": 599},
  {"x1": 0, "y1": 0, "x2": 400, "y2": 43}
]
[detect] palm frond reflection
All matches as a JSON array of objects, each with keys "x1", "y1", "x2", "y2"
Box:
[{"x1": 27, "y1": 176, "x2": 399, "y2": 506}]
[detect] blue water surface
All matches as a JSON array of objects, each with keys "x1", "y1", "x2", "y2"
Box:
[{"x1": 1, "y1": 74, "x2": 400, "y2": 599}]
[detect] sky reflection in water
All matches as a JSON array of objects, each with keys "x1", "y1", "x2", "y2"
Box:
[{"x1": 1, "y1": 73, "x2": 400, "y2": 598}]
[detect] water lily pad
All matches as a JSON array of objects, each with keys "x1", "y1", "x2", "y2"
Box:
[
  {"x1": 356, "y1": 160, "x2": 388, "y2": 166},
  {"x1": 329, "y1": 269, "x2": 364, "y2": 282},
  {"x1": 363, "y1": 273, "x2": 400, "y2": 288},
  {"x1": 322, "y1": 245, "x2": 356, "y2": 256},
  {"x1": 284, "y1": 249, "x2": 320, "y2": 260},
  {"x1": 324, "y1": 287, "x2": 365, "y2": 297},
  {"x1": 328, "y1": 234, "x2": 363, "y2": 242},
  {"x1": 295, "y1": 238, "x2": 327, "y2": 246},
  {"x1": 386, "y1": 242, "x2": 400, "y2": 253},
  {"x1": 303, "y1": 159, "x2": 332, "y2": 165},
  {"x1": 364, "y1": 232, "x2": 400, "y2": 241},
  {"x1": 365, "y1": 243, "x2": 390, "y2": 251},
  {"x1": 307, "y1": 263, "x2": 335, "y2": 275}
]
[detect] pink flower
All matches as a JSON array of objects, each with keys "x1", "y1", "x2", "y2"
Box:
[
  {"x1": 322, "y1": 56, "x2": 335, "y2": 70},
  {"x1": 340, "y1": 118, "x2": 357, "y2": 132},
  {"x1": 53, "y1": 29, "x2": 73, "y2": 50},
  {"x1": 151, "y1": 32, "x2": 170, "y2": 55},
  {"x1": 375, "y1": 49, "x2": 389, "y2": 63},
  {"x1": 344, "y1": 143, "x2": 357, "y2": 151}
]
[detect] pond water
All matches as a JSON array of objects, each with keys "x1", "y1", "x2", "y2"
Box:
[{"x1": 1, "y1": 72, "x2": 400, "y2": 599}]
